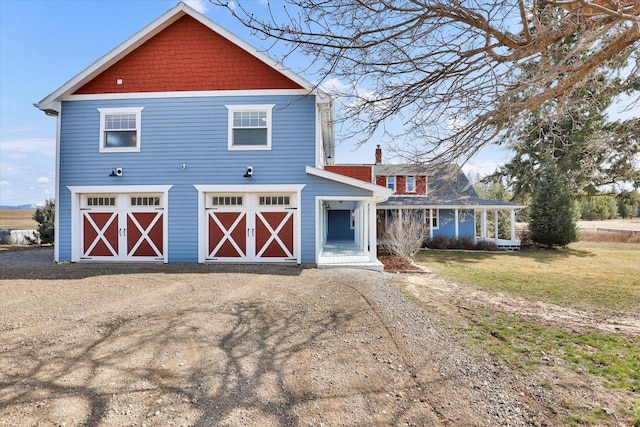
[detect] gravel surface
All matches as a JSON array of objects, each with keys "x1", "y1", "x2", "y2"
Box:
[{"x1": 1, "y1": 248, "x2": 548, "y2": 426}]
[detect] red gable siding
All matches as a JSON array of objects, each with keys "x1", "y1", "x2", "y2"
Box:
[
  {"x1": 74, "y1": 15, "x2": 303, "y2": 94},
  {"x1": 325, "y1": 165, "x2": 373, "y2": 183}
]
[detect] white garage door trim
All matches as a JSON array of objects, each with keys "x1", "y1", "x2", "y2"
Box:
[
  {"x1": 68, "y1": 185, "x2": 172, "y2": 263},
  {"x1": 194, "y1": 184, "x2": 305, "y2": 264}
]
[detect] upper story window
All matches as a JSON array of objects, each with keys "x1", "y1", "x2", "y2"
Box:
[
  {"x1": 98, "y1": 107, "x2": 144, "y2": 153},
  {"x1": 386, "y1": 176, "x2": 396, "y2": 191},
  {"x1": 226, "y1": 104, "x2": 274, "y2": 150},
  {"x1": 406, "y1": 176, "x2": 416, "y2": 193}
]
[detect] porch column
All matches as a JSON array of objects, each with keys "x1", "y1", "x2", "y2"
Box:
[
  {"x1": 481, "y1": 209, "x2": 487, "y2": 239},
  {"x1": 510, "y1": 210, "x2": 516, "y2": 241},
  {"x1": 369, "y1": 202, "x2": 377, "y2": 262},
  {"x1": 494, "y1": 209, "x2": 499, "y2": 243},
  {"x1": 355, "y1": 206, "x2": 362, "y2": 249},
  {"x1": 429, "y1": 209, "x2": 434, "y2": 239},
  {"x1": 454, "y1": 208, "x2": 459, "y2": 239}
]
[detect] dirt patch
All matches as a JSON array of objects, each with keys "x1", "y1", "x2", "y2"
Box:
[
  {"x1": 402, "y1": 273, "x2": 640, "y2": 426},
  {"x1": 378, "y1": 254, "x2": 424, "y2": 273},
  {"x1": 403, "y1": 275, "x2": 640, "y2": 337},
  {"x1": 1, "y1": 249, "x2": 550, "y2": 426}
]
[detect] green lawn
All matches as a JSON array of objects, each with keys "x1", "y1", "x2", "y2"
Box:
[
  {"x1": 414, "y1": 241, "x2": 640, "y2": 425},
  {"x1": 414, "y1": 241, "x2": 640, "y2": 311}
]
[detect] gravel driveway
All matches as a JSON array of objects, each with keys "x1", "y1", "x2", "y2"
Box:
[{"x1": 1, "y1": 248, "x2": 545, "y2": 426}]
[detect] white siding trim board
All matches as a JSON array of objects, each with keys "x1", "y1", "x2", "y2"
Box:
[{"x1": 64, "y1": 89, "x2": 311, "y2": 102}]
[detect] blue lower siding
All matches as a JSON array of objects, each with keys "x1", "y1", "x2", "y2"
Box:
[
  {"x1": 437, "y1": 209, "x2": 475, "y2": 238},
  {"x1": 56, "y1": 94, "x2": 373, "y2": 263},
  {"x1": 381, "y1": 208, "x2": 476, "y2": 239},
  {"x1": 57, "y1": 176, "x2": 371, "y2": 263}
]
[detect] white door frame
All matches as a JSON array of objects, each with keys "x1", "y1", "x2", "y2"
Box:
[
  {"x1": 194, "y1": 184, "x2": 305, "y2": 263},
  {"x1": 68, "y1": 185, "x2": 172, "y2": 262}
]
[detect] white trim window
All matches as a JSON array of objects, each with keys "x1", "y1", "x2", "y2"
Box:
[
  {"x1": 406, "y1": 176, "x2": 416, "y2": 193},
  {"x1": 226, "y1": 104, "x2": 275, "y2": 150},
  {"x1": 98, "y1": 107, "x2": 143, "y2": 152},
  {"x1": 425, "y1": 208, "x2": 439, "y2": 229},
  {"x1": 386, "y1": 176, "x2": 396, "y2": 191}
]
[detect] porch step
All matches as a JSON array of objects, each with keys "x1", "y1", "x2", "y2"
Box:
[{"x1": 317, "y1": 260, "x2": 385, "y2": 272}]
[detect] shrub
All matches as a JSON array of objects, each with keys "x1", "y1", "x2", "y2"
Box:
[
  {"x1": 424, "y1": 235, "x2": 449, "y2": 249},
  {"x1": 382, "y1": 210, "x2": 427, "y2": 263},
  {"x1": 423, "y1": 236, "x2": 499, "y2": 251},
  {"x1": 474, "y1": 240, "x2": 499, "y2": 251}
]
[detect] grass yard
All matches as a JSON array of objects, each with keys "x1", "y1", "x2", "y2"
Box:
[
  {"x1": 414, "y1": 241, "x2": 640, "y2": 426},
  {"x1": 415, "y1": 241, "x2": 640, "y2": 311}
]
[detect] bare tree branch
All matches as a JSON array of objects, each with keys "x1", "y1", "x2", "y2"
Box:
[{"x1": 212, "y1": 0, "x2": 640, "y2": 165}]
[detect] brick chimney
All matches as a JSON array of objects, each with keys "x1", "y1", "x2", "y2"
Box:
[{"x1": 375, "y1": 145, "x2": 382, "y2": 164}]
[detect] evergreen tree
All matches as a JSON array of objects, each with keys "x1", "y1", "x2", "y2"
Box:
[
  {"x1": 27, "y1": 199, "x2": 55, "y2": 245},
  {"x1": 529, "y1": 163, "x2": 579, "y2": 247},
  {"x1": 486, "y1": 72, "x2": 640, "y2": 200}
]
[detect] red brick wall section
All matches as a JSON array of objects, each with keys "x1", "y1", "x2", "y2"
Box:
[
  {"x1": 395, "y1": 176, "x2": 407, "y2": 195},
  {"x1": 373, "y1": 174, "x2": 427, "y2": 195},
  {"x1": 325, "y1": 165, "x2": 373, "y2": 183},
  {"x1": 417, "y1": 176, "x2": 427, "y2": 195},
  {"x1": 75, "y1": 16, "x2": 303, "y2": 94}
]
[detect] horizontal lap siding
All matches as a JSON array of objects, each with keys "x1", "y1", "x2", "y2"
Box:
[
  {"x1": 59, "y1": 95, "x2": 319, "y2": 262},
  {"x1": 437, "y1": 209, "x2": 475, "y2": 238}
]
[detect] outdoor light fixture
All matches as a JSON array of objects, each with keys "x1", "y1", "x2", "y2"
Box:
[
  {"x1": 243, "y1": 166, "x2": 253, "y2": 178},
  {"x1": 109, "y1": 167, "x2": 123, "y2": 177}
]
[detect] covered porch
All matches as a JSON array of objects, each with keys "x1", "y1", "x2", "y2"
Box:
[
  {"x1": 306, "y1": 166, "x2": 393, "y2": 270},
  {"x1": 377, "y1": 198, "x2": 527, "y2": 250},
  {"x1": 475, "y1": 206, "x2": 525, "y2": 250},
  {"x1": 316, "y1": 198, "x2": 385, "y2": 271}
]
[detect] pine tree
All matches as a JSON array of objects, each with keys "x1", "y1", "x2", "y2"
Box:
[
  {"x1": 529, "y1": 163, "x2": 579, "y2": 247},
  {"x1": 27, "y1": 199, "x2": 55, "y2": 245}
]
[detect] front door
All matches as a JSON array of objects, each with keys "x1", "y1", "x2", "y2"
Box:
[
  {"x1": 81, "y1": 194, "x2": 165, "y2": 261},
  {"x1": 205, "y1": 193, "x2": 296, "y2": 262}
]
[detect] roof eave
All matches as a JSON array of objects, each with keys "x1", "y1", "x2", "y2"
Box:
[{"x1": 306, "y1": 165, "x2": 393, "y2": 200}]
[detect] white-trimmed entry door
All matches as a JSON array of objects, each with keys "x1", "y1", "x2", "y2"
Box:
[
  {"x1": 81, "y1": 193, "x2": 165, "y2": 261},
  {"x1": 205, "y1": 193, "x2": 297, "y2": 262}
]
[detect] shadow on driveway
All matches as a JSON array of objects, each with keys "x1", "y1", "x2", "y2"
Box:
[{"x1": 0, "y1": 247, "x2": 304, "y2": 280}]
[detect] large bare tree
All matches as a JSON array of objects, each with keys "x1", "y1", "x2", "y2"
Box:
[{"x1": 213, "y1": 0, "x2": 639, "y2": 164}]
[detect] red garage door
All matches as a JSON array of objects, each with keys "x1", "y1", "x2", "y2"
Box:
[
  {"x1": 206, "y1": 193, "x2": 296, "y2": 262},
  {"x1": 81, "y1": 194, "x2": 164, "y2": 261}
]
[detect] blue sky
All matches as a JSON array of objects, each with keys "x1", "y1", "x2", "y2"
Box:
[{"x1": 0, "y1": 0, "x2": 506, "y2": 206}]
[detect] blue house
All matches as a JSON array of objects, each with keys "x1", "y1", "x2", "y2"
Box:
[
  {"x1": 329, "y1": 146, "x2": 526, "y2": 249},
  {"x1": 36, "y1": 3, "x2": 392, "y2": 269}
]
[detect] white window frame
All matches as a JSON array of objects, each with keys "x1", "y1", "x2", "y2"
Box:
[
  {"x1": 425, "y1": 208, "x2": 439, "y2": 229},
  {"x1": 226, "y1": 104, "x2": 275, "y2": 151},
  {"x1": 386, "y1": 176, "x2": 396, "y2": 191},
  {"x1": 406, "y1": 176, "x2": 416, "y2": 193},
  {"x1": 98, "y1": 107, "x2": 144, "y2": 153}
]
